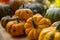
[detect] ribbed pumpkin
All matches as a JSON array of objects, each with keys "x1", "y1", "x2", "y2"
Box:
[
  {"x1": 1, "y1": 16, "x2": 18, "y2": 28},
  {"x1": 48, "y1": 0, "x2": 55, "y2": 3},
  {"x1": 15, "y1": 9, "x2": 33, "y2": 21},
  {"x1": 19, "y1": 4, "x2": 45, "y2": 16},
  {"x1": 6, "y1": 20, "x2": 25, "y2": 36},
  {"x1": 24, "y1": 14, "x2": 51, "y2": 40},
  {"x1": 45, "y1": 7, "x2": 60, "y2": 23},
  {"x1": 38, "y1": 21, "x2": 60, "y2": 40}
]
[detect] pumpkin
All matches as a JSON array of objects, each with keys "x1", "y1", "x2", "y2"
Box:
[
  {"x1": 9, "y1": 0, "x2": 24, "y2": 15},
  {"x1": 24, "y1": 14, "x2": 51, "y2": 40},
  {"x1": 0, "y1": 4, "x2": 12, "y2": 19},
  {"x1": 28, "y1": 4, "x2": 45, "y2": 15},
  {"x1": 1, "y1": 16, "x2": 18, "y2": 28},
  {"x1": 45, "y1": 7, "x2": 60, "y2": 23},
  {"x1": 35, "y1": 0, "x2": 50, "y2": 10},
  {"x1": 38, "y1": 21, "x2": 60, "y2": 40},
  {"x1": 15, "y1": 9, "x2": 33, "y2": 21},
  {"x1": 19, "y1": 4, "x2": 45, "y2": 16},
  {"x1": 6, "y1": 20, "x2": 25, "y2": 36}
]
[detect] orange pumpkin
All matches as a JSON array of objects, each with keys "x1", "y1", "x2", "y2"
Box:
[
  {"x1": 6, "y1": 20, "x2": 25, "y2": 36},
  {"x1": 24, "y1": 14, "x2": 51, "y2": 40},
  {"x1": 15, "y1": 9, "x2": 33, "y2": 21}
]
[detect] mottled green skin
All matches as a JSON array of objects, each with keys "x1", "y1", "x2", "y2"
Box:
[{"x1": 45, "y1": 8, "x2": 60, "y2": 23}]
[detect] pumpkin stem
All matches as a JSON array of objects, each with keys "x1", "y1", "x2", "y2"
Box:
[
  {"x1": 16, "y1": 18, "x2": 19, "y2": 23},
  {"x1": 23, "y1": 4, "x2": 24, "y2": 8},
  {"x1": 32, "y1": 18, "x2": 38, "y2": 28},
  {"x1": 56, "y1": 23, "x2": 60, "y2": 32},
  {"x1": 8, "y1": 17, "x2": 19, "y2": 23}
]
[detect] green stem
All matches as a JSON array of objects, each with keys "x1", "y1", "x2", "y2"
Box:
[{"x1": 32, "y1": 18, "x2": 38, "y2": 28}]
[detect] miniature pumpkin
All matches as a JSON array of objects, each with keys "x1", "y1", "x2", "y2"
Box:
[
  {"x1": 1, "y1": 16, "x2": 18, "y2": 28},
  {"x1": 15, "y1": 9, "x2": 33, "y2": 21},
  {"x1": 38, "y1": 21, "x2": 60, "y2": 40},
  {"x1": 24, "y1": 14, "x2": 51, "y2": 40},
  {"x1": 45, "y1": 7, "x2": 60, "y2": 23},
  {"x1": 6, "y1": 20, "x2": 25, "y2": 36}
]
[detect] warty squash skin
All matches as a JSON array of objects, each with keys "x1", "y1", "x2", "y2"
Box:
[
  {"x1": 24, "y1": 14, "x2": 51, "y2": 40},
  {"x1": 38, "y1": 21, "x2": 60, "y2": 40},
  {"x1": 15, "y1": 9, "x2": 33, "y2": 21}
]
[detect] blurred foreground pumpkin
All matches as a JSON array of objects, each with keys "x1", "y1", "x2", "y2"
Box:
[
  {"x1": 38, "y1": 21, "x2": 60, "y2": 40},
  {"x1": 24, "y1": 14, "x2": 51, "y2": 40}
]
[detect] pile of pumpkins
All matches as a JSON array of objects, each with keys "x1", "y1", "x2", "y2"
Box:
[
  {"x1": 0, "y1": 0, "x2": 51, "y2": 19},
  {"x1": 1, "y1": 0, "x2": 60, "y2": 40}
]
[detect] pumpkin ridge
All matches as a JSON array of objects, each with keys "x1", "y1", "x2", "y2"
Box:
[{"x1": 7, "y1": 22, "x2": 14, "y2": 33}]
